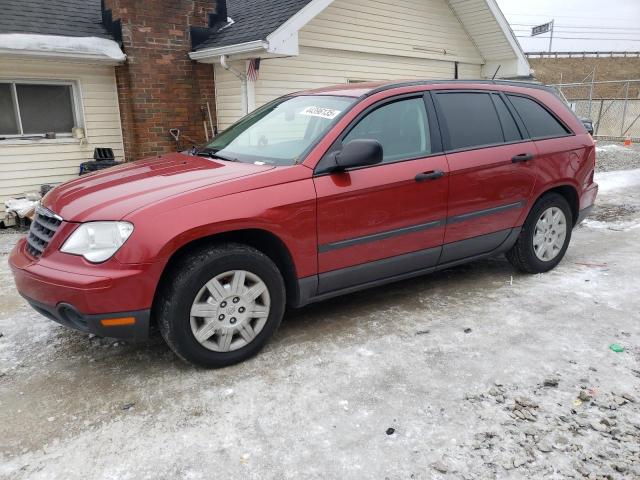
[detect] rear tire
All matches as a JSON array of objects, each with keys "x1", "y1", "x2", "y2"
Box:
[
  {"x1": 507, "y1": 193, "x2": 573, "y2": 273},
  {"x1": 156, "y1": 243, "x2": 286, "y2": 368}
]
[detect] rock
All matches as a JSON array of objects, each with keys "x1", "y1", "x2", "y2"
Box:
[
  {"x1": 537, "y1": 440, "x2": 553, "y2": 453},
  {"x1": 514, "y1": 409, "x2": 526, "y2": 420},
  {"x1": 590, "y1": 421, "x2": 608, "y2": 433},
  {"x1": 515, "y1": 397, "x2": 538, "y2": 409},
  {"x1": 416, "y1": 330, "x2": 430, "y2": 335},
  {"x1": 578, "y1": 390, "x2": 592, "y2": 402},
  {"x1": 621, "y1": 393, "x2": 635, "y2": 403},
  {"x1": 574, "y1": 462, "x2": 590, "y2": 477},
  {"x1": 121, "y1": 402, "x2": 135, "y2": 411},
  {"x1": 543, "y1": 378, "x2": 559, "y2": 387},
  {"x1": 613, "y1": 463, "x2": 627, "y2": 473},
  {"x1": 488, "y1": 387, "x2": 500, "y2": 397},
  {"x1": 600, "y1": 418, "x2": 614, "y2": 427},
  {"x1": 496, "y1": 395, "x2": 505, "y2": 404},
  {"x1": 386, "y1": 427, "x2": 395, "y2": 435},
  {"x1": 431, "y1": 461, "x2": 448, "y2": 473},
  {"x1": 464, "y1": 328, "x2": 472, "y2": 334},
  {"x1": 512, "y1": 456, "x2": 527, "y2": 468}
]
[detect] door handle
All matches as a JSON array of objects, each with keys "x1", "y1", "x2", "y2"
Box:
[
  {"x1": 415, "y1": 170, "x2": 445, "y2": 182},
  {"x1": 512, "y1": 153, "x2": 534, "y2": 163}
]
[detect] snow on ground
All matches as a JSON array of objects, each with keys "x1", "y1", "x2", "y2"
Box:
[{"x1": 0, "y1": 169, "x2": 639, "y2": 479}]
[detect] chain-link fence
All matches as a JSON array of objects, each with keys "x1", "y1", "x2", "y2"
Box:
[{"x1": 551, "y1": 79, "x2": 640, "y2": 140}]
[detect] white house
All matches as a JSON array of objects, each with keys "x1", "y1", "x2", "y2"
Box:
[
  {"x1": 0, "y1": 0, "x2": 126, "y2": 216},
  {"x1": 190, "y1": 0, "x2": 531, "y2": 129}
]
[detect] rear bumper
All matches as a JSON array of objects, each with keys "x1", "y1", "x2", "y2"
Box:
[
  {"x1": 576, "y1": 205, "x2": 594, "y2": 225},
  {"x1": 24, "y1": 296, "x2": 150, "y2": 339}
]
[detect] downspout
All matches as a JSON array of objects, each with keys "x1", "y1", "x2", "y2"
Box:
[{"x1": 220, "y1": 54, "x2": 249, "y2": 116}]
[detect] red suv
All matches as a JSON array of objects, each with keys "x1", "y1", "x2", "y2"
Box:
[{"x1": 10, "y1": 80, "x2": 598, "y2": 367}]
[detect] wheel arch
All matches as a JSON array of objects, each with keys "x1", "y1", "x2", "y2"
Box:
[
  {"x1": 153, "y1": 228, "x2": 301, "y2": 313},
  {"x1": 532, "y1": 183, "x2": 580, "y2": 226}
]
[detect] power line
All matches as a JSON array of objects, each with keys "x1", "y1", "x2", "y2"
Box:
[
  {"x1": 511, "y1": 23, "x2": 640, "y2": 31},
  {"x1": 512, "y1": 29, "x2": 640, "y2": 35},
  {"x1": 503, "y1": 12, "x2": 639, "y2": 22},
  {"x1": 516, "y1": 36, "x2": 640, "y2": 41}
]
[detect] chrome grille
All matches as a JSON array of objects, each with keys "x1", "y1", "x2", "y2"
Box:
[{"x1": 26, "y1": 206, "x2": 63, "y2": 257}]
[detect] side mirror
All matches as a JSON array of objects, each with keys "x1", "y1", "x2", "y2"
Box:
[
  {"x1": 334, "y1": 139, "x2": 383, "y2": 170},
  {"x1": 580, "y1": 117, "x2": 594, "y2": 136}
]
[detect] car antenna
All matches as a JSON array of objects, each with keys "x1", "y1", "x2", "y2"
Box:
[{"x1": 492, "y1": 65, "x2": 501, "y2": 80}]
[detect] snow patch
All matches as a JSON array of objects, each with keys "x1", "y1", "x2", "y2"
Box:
[
  {"x1": 594, "y1": 168, "x2": 640, "y2": 194},
  {"x1": 0, "y1": 34, "x2": 125, "y2": 61}
]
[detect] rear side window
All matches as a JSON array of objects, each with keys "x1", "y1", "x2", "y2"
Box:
[
  {"x1": 492, "y1": 94, "x2": 522, "y2": 142},
  {"x1": 435, "y1": 92, "x2": 503, "y2": 150},
  {"x1": 507, "y1": 95, "x2": 570, "y2": 139},
  {"x1": 343, "y1": 97, "x2": 431, "y2": 163}
]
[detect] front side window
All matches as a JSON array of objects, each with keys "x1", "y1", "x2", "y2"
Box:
[
  {"x1": 343, "y1": 97, "x2": 431, "y2": 163},
  {"x1": 203, "y1": 95, "x2": 356, "y2": 166},
  {"x1": 436, "y1": 92, "x2": 504, "y2": 150},
  {"x1": 507, "y1": 95, "x2": 570, "y2": 139},
  {"x1": 0, "y1": 82, "x2": 77, "y2": 136}
]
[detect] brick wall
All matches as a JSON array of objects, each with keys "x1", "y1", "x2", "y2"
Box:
[{"x1": 104, "y1": 0, "x2": 218, "y2": 161}]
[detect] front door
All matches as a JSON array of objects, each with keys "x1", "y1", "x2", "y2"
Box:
[
  {"x1": 432, "y1": 90, "x2": 538, "y2": 263},
  {"x1": 313, "y1": 95, "x2": 449, "y2": 294}
]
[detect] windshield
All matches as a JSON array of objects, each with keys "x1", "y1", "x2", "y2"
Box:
[{"x1": 201, "y1": 95, "x2": 356, "y2": 166}]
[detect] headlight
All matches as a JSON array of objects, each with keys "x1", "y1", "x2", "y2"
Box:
[{"x1": 61, "y1": 222, "x2": 134, "y2": 263}]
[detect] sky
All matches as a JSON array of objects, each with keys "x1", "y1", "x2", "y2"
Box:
[{"x1": 495, "y1": 0, "x2": 640, "y2": 53}]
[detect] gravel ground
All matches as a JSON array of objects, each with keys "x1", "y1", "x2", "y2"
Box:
[
  {"x1": 1, "y1": 149, "x2": 639, "y2": 479},
  {"x1": 595, "y1": 141, "x2": 640, "y2": 172}
]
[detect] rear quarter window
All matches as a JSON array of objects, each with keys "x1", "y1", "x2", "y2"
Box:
[{"x1": 507, "y1": 95, "x2": 571, "y2": 139}]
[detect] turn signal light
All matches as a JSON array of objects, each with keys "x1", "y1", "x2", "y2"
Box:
[{"x1": 100, "y1": 317, "x2": 136, "y2": 327}]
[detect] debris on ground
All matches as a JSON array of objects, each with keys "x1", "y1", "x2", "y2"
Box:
[{"x1": 609, "y1": 343, "x2": 625, "y2": 353}]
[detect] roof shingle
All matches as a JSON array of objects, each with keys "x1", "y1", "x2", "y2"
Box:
[
  {"x1": 195, "y1": 0, "x2": 313, "y2": 51},
  {"x1": 0, "y1": 0, "x2": 112, "y2": 39}
]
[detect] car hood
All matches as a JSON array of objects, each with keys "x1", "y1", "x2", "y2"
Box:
[{"x1": 43, "y1": 152, "x2": 274, "y2": 221}]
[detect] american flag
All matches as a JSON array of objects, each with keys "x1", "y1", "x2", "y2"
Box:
[{"x1": 247, "y1": 58, "x2": 261, "y2": 82}]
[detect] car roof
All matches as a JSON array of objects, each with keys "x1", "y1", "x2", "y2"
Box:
[{"x1": 296, "y1": 79, "x2": 553, "y2": 98}]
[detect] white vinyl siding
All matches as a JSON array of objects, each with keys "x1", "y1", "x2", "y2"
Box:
[
  {"x1": 299, "y1": 0, "x2": 483, "y2": 64},
  {"x1": 448, "y1": 0, "x2": 516, "y2": 60},
  {"x1": 0, "y1": 58, "x2": 124, "y2": 215},
  {"x1": 214, "y1": 0, "x2": 486, "y2": 129},
  {"x1": 214, "y1": 63, "x2": 245, "y2": 130}
]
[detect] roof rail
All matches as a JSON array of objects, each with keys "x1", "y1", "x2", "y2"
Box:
[{"x1": 363, "y1": 79, "x2": 553, "y2": 98}]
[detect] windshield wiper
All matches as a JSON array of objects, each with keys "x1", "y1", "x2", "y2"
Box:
[{"x1": 196, "y1": 149, "x2": 239, "y2": 162}]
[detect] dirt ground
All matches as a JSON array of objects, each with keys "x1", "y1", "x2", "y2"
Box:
[{"x1": 1, "y1": 164, "x2": 639, "y2": 479}]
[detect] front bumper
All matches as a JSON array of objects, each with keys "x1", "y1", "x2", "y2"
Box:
[
  {"x1": 24, "y1": 296, "x2": 150, "y2": 339},
  {"x1": 9, "y1": 238, "x2": 161, "y2": 339}
]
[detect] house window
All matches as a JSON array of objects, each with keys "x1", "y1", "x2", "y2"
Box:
[{"x1": 0, "y1": 81, "x2": 79, "y2": 137}]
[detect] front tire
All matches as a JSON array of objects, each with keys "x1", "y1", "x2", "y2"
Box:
[
  {"x1": 507, "y1": 193, "x2": 573, "y2": 273},
  {"x1": 156, "y1": 243, "x2": 286, "y2": 368}
]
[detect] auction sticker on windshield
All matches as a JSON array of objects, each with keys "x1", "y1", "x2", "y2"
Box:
[{"x1": 300, "y1": 106, "x2": 341, "y2": 119}]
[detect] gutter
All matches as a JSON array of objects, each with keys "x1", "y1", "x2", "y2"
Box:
[
  {"x1": 189, "y1": 40, "x2": 268, "y2": 61},
  {"x1": 0, "y1": 48, "x2": 125, "y2": 65}
]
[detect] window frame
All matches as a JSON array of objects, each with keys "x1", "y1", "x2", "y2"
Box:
[
  {"x1": 0, "y1": 79, "x2": 83, "y2": 138},
  {"x1": 432, "y1": 89, "x2": 575, "y2": 155},
  {"x1": 503, "y1": 92, "x2": 574, "y2": 141},
  {"x1": 314, "y1": 92, "x2": 444, "y2": 176}
]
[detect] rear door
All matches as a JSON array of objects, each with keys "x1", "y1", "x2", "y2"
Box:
[
  {"x1": 313, "y1": 93, "x2": 449, "y2": 294},
  {"x1": 432, "y1": 90, "x2": 538, "y2": 263}
]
